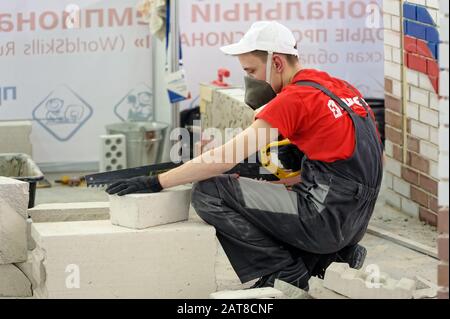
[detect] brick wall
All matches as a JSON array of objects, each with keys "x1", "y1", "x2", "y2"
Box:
[
  {"x1": 383, "y1": 0, "x2": 442, "y2": 226},
  {"x1": 438, "y1": 1, "x2": 449, "y2": 206},
  {"x1": 437, "y1": 0, "x2": 449, "y2": 300}
]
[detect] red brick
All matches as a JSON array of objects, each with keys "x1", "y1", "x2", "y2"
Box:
[
  {"x1": 407, "y1": 136, "x2": 420, "y2": 153},
  {"x1": 431, "y1": 77, "x2": 439, "y2": 95},
  {"x1": 386, "y1": 126, "x2": 404, "y2": 146},
  {"x1": 439, "y1": 208, "x2": 449, "y2": 234},
  {"x1": 427, "y1": 59, "x2": 439, "y2": 79},
  {"x1": 408, "y1": 152, "x2": 430, "y2": 174},
  {"x1": 402, "y1": 167, "x2": 420, "y2": 185},
  {"x1": 412, "y1": 186, "x2": 429, "y2": 207},
  {"x1": 429, "y1": 197, "x2": 439, "y2": 213},
  {"x1": 419, "y1": 175, "x2": 438, "y2": 196},
  {"x1": 393, "y1": 145, "x2": 404, "y2": 161},
  {"x1": 438, "y1": 290, "x2": 449, "y2": 299},
  {"x1": 438, "y1": 263, "x2": 449, "y2": 288},
  {"x1": 438, "y1": 235, "x2": 449, "y2": 262},
  {"x1": 385, "y1": 95, "x2": 402, "y2": 113},
  {"x1": 404, "y1": 36, "x2": 418, "y2": 54},
  {"x1": 420, "y1": 207, "x2": 438, "y2": 226},
  {"x1": 417, "y1": 39, "x2": 434, "y2": 59},
  {"x1": 385, "y1": 78, "x2": 393, "y2": 94},
  {"x1": 412, "y1": 189, "x2": 429, "y2": 208},
  {"x1": 406, "y1": 53, "x2": 428, "y2": 73},
  {"x1": 385, "y1": 110, "x2": 403, "y2": 129}
]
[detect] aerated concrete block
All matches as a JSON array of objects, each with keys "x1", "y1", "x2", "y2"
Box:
[
  {"x1": 28, "y1": 202, "x2": 110, "y2": 223},
  {"x1": 29, "y1": 247, "x2": 46, "y2": 289},
  {"x1": 109, "y1": 186, "x2": 192, "y2": 229},
  {"x1": 15, "y1": 251, "x2": 40, "y2": 290},
  {"x1": 0, "y1": 264, "x2": 32, "y2": 297},
  {"x1": 307, "y1": 277, "x2": 348, "y2": 299},
  {"x1": 323, "y1": 263, "x2": 416, "y2": 299},
  {"x1": 0, "y1": 177, "x2": 29, "y2": 219},
  {"x1": 31, "y1": 220, "x2": 216, "y2": 299},
  {"x1": 0, "y1": 178, "x2": 29, "y2": 262},
  {"x1": 27, "y1": 218, "x2": 36, "y2": 250},
  {"x1": 0, "y1": 204, "x2": 27, "y2": 264},
  {"x1": 0, "y1": 121, "x2": 32, "y2": 156}
]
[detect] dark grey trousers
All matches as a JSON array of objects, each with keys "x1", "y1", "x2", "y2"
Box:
[{"x1": 191, "y1": 174, "x2": 339, "y2": 283}]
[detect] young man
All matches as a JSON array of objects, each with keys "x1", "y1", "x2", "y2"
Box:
[{"x1": 107, "y1": 21, "x2": 384, "y2": 290}]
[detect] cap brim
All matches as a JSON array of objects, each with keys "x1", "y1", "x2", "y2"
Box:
[{"x1": 220, "y1": 42, "x2": 253, "y2": 56}]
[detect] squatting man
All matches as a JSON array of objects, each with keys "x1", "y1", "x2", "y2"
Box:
[{"x1": 107, "y1": 21, "x2": 384, "y2": 290}]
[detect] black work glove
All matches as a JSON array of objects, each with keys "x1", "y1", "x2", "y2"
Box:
[
  {"x1": 277, "y1": 144, "x2": 305, "y2": 172},
  {"x1": 105, "y1": 176, "x2": 163, "y2": 196}
]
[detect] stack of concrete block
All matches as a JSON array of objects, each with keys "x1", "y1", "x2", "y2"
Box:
[
  {"x1": 323, "y1": 263, "x2": 416, "y2": 299},
  {"x1": 109, "y1": 186, "x2": 192, "y2": 229},
  {"x1": 15, "y1": 248, "x2": 46, "y2": 292},
  {"x1": 30, "y1": 220, "x2": 217, "y2": 298},
  {"x1": 22, "y1": 202, "x2": 109, "y2": 258},
  {"x1": 199, "y1": 84, "x2": 253, "y2": 140},
  {"x1": 20, "y1": 185, "x2": 217, "y2": 298},
  {"x1": 0, "y1": 121, "x2": 32, "y2": 156},
  {"x1": 0, "y1": 177, "x2": 32, "y2": 297},
  {"x1": 29, "y1": 202, "x2": 110, "y2": 223}
]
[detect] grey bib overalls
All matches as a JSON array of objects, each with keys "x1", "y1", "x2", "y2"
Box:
[{"x1": 191, "y1": 80, "x2": 384, "y2": 283}]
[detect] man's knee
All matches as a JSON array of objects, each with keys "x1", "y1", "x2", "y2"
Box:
[
  {"x1": 191, "y1": 177, "x2": 222, "y2": 219},
  {"x1": 191, "y1": 177, "x2": 219, "y2": 201}
]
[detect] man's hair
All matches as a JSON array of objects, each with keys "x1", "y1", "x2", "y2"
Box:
[{"x1": 250, "y1": 49, "x2": 299, "y2": 66}]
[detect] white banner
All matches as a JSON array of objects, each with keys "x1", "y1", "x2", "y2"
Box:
[
  {"x1": 0, "y1": 0, "x2": 153, "y2": 165},
  {"x1": 1, "y1": 0, "x2": 384, "y2": 166},
  {"x1": 179, "y1": 0, "x2": 384, "y2": 111}
]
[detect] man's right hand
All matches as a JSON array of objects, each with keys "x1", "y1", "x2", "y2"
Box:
[{"x1": 277, "y1": 144, "x2": 304, "y2": 172}]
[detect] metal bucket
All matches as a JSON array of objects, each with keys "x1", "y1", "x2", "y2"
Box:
[{"x1": 106, "y1": 122, "x2": 168, "y2": 168}]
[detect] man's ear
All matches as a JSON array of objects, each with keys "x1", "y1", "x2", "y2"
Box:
[{"x1": 272, "y1": 55, "x2": 284, "y2": 73}]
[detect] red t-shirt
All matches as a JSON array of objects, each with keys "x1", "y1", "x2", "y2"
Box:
[{"x1": 256, "y1": 69, "x2": 377, "y2": 163}]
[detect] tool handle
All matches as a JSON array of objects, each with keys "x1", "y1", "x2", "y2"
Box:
[{"x1": 259, "y1": 139, "x2": 301, "y2": 179}]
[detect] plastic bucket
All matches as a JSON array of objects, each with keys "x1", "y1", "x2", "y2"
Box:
[{"x1": 0, "y1": 153, "x2": 44, "y2": 208}]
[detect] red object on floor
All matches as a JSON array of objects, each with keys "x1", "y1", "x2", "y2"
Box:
[{"x1": 212, "y1": 68, "x2": 231, "y2": 87}]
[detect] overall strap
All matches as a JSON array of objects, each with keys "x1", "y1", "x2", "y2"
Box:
[
  {"x1": 342, "y1": 80, "x2": 371, "y2": 115},
  {"x1": 295, "y1": 80, "x2": 355, "y2": 115}
]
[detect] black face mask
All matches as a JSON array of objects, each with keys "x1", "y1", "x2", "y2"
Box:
[{"x1": 244, "y1": 76, "x2": 277, "y2": 110}]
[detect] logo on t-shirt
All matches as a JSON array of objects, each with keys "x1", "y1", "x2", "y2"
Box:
[{"x1": 327, "y1": 96, "x2": 365, "y2": 119}]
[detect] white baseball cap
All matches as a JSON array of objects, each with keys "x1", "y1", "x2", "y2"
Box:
[{"x1": 220, "y1": 21, "x2": 298, "y2": 56}]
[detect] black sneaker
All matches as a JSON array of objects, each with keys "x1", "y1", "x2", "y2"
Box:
[
  {"x1": 336, "y1": 244, "x2": 367, "y2": 270},
  {"x1": 248, "y1": 258, "x2": 310, "y2": 291}
]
